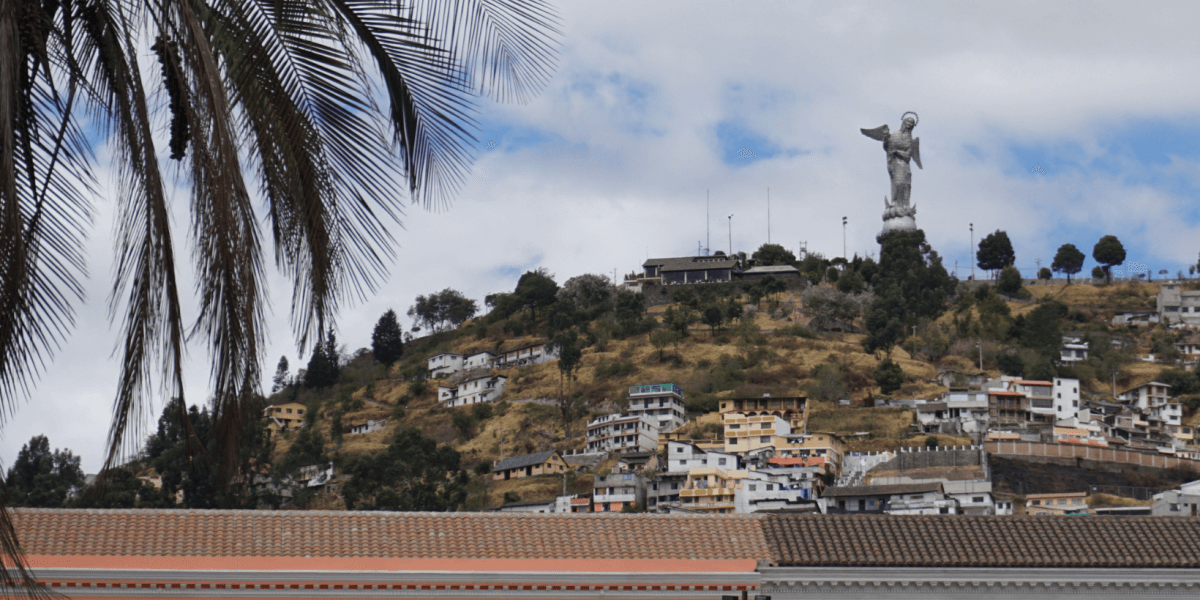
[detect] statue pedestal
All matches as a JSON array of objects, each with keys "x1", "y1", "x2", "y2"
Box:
[{"x1": 878, "y1": 215, "x2": 917, "y2": 243}]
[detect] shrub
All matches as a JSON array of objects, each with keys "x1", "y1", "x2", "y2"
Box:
[
  {"x1": 471, "y1": 402, "x2": 494, "y2": 421},
  {"x1": 925, "y1": 436, "x2": 938, "y2": 448},
  {"x1": 873, "y1": 359, "x2": 905, "y2": 395},
  {"x1": 503, "y1": 492, "x2": 521, "y2": 504}
]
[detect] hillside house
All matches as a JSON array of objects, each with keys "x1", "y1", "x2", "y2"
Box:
[
  {"x1": 626, "y1": 383, "x2": 687, "y2": 433},
  {"x1": 736, "y1": 469, "x2": 820, "y2": 513},
  {"x1": 464, "y1": 351, "x2": 497, "y2": 370},
  {"x1": 616, "y1": 451, "x2": 659, "y2": 473},
  {"x1": 723, "y1": 413, "x2": 790, "y2": 454},
  {"x1": 1053, "y1": 377, "x2": 1083, "y2": 426},
  {"x1": 263, "y1": 401, "x2": 307, "y2": 438},
  {"x1": 427, "y1": 352, "x2": 463, "y2": 377},
  {"x1": 740, "y1": 265, "x2": 801, "y2": 280},
  {"x1": 823, "y1": 482, "x2": 954, "y2": 515},
  {"x1": 720, "y1": 395, "x2": 808, "y2": 431},
  {"x1": 642, "y1": 255, "x2": 738, "y2": 285},
  {"x1": 665, "y1": 441, "x2": 739, "y2": 472},
  {"x1": 491, "y1": 450, "x2": 568, "y2": 481},
  {"x1": 348, "y1": 418, "x2": 387, "y2": 435},
  {"x1": 1112, "y1": 310, "x2": 1160, "y2": 326},
  {"x1": 438, "y1": 374, "x2": 507, "y2": 407},
  {"x1": 586, "y1": 413, "x2": 659, "y2": 454},
  {"x1": 1151, "y1": 479, "x2": 1200, "y2": 517},
  {"x1": 678, "y1": 467, "x2": 746, "y2": 514},
  {"x1": 1059, "y1": 334, "x2": 1089, "y2": 364},
  {"x1": 593, "y1": 472, "x2": 647, "y2": 512},
  {"x1": 1175, "y1": 334, "x2": 1200, "y2": 356},
  {"x1": 494, "y1": 343, "x2": 559, "y2": 369},
  {"x1": 1157, "y1": 282, "x2": 1200, "y2": 327},
  {"x1": 1026, "y1": 492, "x2": 1090, "y2": 515},
  {"x1": 1117, "y1": 381, "x2": 1181, "y2": 427},
  {"x1": 917, "y1": 390, "x2": 989, "y2": 435}
]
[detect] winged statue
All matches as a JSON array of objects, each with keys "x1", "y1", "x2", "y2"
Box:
[{"x1": 862, "y1": 112, "x2": 921, "y2": 217}]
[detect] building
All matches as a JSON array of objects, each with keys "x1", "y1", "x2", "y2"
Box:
[
  {"x1": 723, "y1": 413, "x2": 790, "y2": 454},
  {"x1": 1052, "y1": 377, "x2": 1082, "y2": 425},
  {"x1": 1025, "y1": 492, "x2": 1090, "y2": 515},
  {"x1": 1059, "y1": 334, "x2": 1088, "y2": 364},
  {"x1": 1152, "y1": 479, "x2": 1200, "y2": 517},
  {"x1": 491, "y1": 450, "x2": 569, "y2": 481},
  {"x1": 642, "y1": 255, "x2": 738, "y2": 285},
  {"x1": 438, "y1": 374, "x2": 507, "y2": 407},
  {"x1": 585, "y1": 413, "x2": 659, "y2": 454},
  {"x1": 735, "y1": 470, "x2": 820, "y2": 513},
  {"x1": 740, "y1": 265, "x2": 801, "y2": 280},
  {"x1": 626, "y1": 383, "x2": 687, "y2": 433},
  {"x1": 262, "y1": 401, "x2": 307, "y2": 438},
  {"x1": 1112, "y1": 310, "x2": 1161, "y2": 326},
  {"x1": 678, "y1": 467, "x2": 745, "y2": 514},
  {"x1": 1175, "y1": 334, "x2": 1200, "y2": 357},
  {"x1": 665, "y1": 441, "x2": 739, "y2": 472},
  {"x1": 494, "y1": 343, "x2": 559, "y2": 369},
  {"x1": 348, "y1": 418, "x2": 387, "y2": 435},
  {"x1": 427, "y1": 352, "x2": 463, "y2": 377},
  {"x1": 719, "y1": 395, "x2": 807, "y2": 431},
  {"x1": 19, "y1": 509, "x2": 1200, "y2": 599},
  {"x1": 1116, "y1": 381, "x2": 1182, "y2": 428},
  {"x1": 822, "y1": 482, "x2": 954, "y2": 515},
  {"x1": 593, "y1": 471, "x2": 647, "y2": 512},
  {"x1": 464, "y1": 351, "x2": 497, "y2": 370},
  {"x1": 1157, "y1": 281, "x2": 1200, "y2": 327}
]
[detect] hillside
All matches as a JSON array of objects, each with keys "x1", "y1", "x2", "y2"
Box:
[{"x1": 267, "y1": 280, "x2": 1193, "y2": 508}]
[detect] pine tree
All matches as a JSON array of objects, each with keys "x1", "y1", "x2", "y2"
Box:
[
  {"x1": 371, "y1": 310, "x2": 405, "y2": 366},
  {"x1": 271, "y1": 356, "x2": 290, "y2": 394}
]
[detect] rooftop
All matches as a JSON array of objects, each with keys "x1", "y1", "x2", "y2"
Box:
[
  {"x1": 821, "y1": 482, "x2": 943, "y2": 498},
  {"x1": 492, "y1": 450, "x2": 558, "y2": 473}
]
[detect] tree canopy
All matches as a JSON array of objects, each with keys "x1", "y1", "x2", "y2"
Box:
[
  {"x1": 864, "y1": 230, "x2": 955, "y2": 354},
  {"x1": 408, "y1": 289, "x2": 479, "y2": 333},
  {"x1": 3, "y1": 436, "x2": 85, "y2": 508},
  {"x1": 371, "y1": 310, "x2": 405, "y2": 366},
  {"x1": 341, "y1": 427, "x2": 467, "y2": 511},
  {"x1": 751, "y1": 243, "x2": 796, "y2": 266},
  {"x1": 515, "y1": 269, "x2": 559, "y2": 319},
  {"x1": 1052, "y1": 243, "x2": 1086, "y2": 283},
  {"x1": 977, "y1": 230, "x2": 1016, "y2": 277},
  {"x1": 304, "y1": 331, "x2": 342, "y2": 389},
  {"x1": 1093, "y1": 235, "x2": 1127, "y2": 283}
]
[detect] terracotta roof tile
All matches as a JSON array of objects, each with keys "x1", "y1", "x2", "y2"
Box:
[
  {"x1": 12, "y1": 509, "x2": 771, "y2": 561},
  {"x1": 763, "y1": 514, "x2": 1200, "y2": 568}
]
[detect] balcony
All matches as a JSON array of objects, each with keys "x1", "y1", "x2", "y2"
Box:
[{"x1": 594, "y1": 493, "x2": 636, "y2": 504}]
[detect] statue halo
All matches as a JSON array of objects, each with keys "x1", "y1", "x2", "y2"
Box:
[{"x1": 901, "y1": 111, "x2": 919, "y2": 127}]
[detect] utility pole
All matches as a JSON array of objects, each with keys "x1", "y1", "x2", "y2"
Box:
[
  {"x1": 978, "y1": 341, "x2": 983, "y2": 371},
  {"x1": 728, "y1": 214, "x2": 733, "y2": 255},
  {"x1": 767, "y1": 187, "x2": 771, "y2": 243},
  {"x1": 706, "y1": 190, "x2": 710, "y2": 255},
  {"x1": 970, "y1": 223, "x2": 975, "y2": 281},
  {"x1": 842, "y1": 217, "x2": 848, "y2": 260}
]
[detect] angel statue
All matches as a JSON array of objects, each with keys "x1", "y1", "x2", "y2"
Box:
[{"x1": 862, "y1": 112, "x2": 922, "y2": 222}]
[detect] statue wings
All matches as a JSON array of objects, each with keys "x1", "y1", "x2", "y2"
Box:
[
  {"x1": 912, "y1": 137, "x2": 922, "y2": 169},
  {"x1": 860, "y1": 124, "x2": 889, "y2": 142}
]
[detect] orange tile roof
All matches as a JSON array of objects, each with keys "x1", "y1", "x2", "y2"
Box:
[
  {"x1": 987, "y1": 390, "x2": 1025, "y2": 396},
  {"x1": 768, "y1": 457, "x2": 825, "y2": 467},
  {"x1": 12, "y1": 509, "x2": 771, "y2": 561},
  {"x1": 1014, "y1": 380, "x2": 1052, "y2": 385}
]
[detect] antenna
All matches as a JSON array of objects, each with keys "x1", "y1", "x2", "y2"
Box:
[
  {"x1": 767, "y1": 187, "x2": 771, "y2": 244},
  {"x1": 706, "y1": 190, "x2": 710, "y2": 255}
]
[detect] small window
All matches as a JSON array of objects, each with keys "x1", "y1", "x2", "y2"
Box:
[
  {"x1": 286, "y1": 408, "x2": 293, "y2": 414},
  {"x1": 939, "y1": 507, "x2": 949, "y2": 514},
  {"x1": 973, "y1": 496, "x2": 984, "y2": 503},
  {"x1": 760, "y1": 436, "x2": 771, "y2": 443},
  {"x1": 748, "y1": 484, "x2": 757, "y2": 491},
  {"x1": 718, "y1": 458, "x2": 727, "y2": 465}
]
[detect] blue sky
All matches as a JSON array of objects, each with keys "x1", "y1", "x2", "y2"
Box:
[{"x1": 10, "y1": 0, "x2": 1200, "y2": 471}]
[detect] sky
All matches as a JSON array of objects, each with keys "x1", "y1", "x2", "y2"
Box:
[{"x1": 7, "y1": 0, "x2": 1200, "y2": 473}]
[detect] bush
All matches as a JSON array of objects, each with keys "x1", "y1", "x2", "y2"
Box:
[
  {"x1": 595, "y1": 358, "x2": 638, "y2": 379},
  {"x1": 997, "y1": 266, "x2": 1022, "y2": 296},
  {"x1": 1092, "y1": 266, "x2": 1105, "y2": 279},
  {"x1": 777, "y1": 324, "x2": 818, "y2": 339},
  {"x1": 996, "y1": 352, "x2": 1024, "y2": 376},
  {"x1": 451, "y1": 411, "x2": 478, "y2": 440},
  {"x1": 873, "y1": 359, "x2": 905, "y2": 395},
  {"x1": 924, "y1": 436, "x2": 938, "y2": 448},
  {"x1": 473, "y1": 461, "x2": 493, "y2": 476},
  {"x1": 503, "y1": 492, "x2": 521, "y2": 504},
  {"x1": 471, "y1": 402, "x2": 494, "y2": 421}
]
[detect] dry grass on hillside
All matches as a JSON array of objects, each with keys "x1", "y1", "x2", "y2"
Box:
[
  {"x1": 1088, "y1": 493, "x2": 1151, "y2": 508},
  {"x1": 807, "y1": 401, "x2": 914, "y2": 439},
  {"x1": 1028, "y1": 282, "x2": 1159, "y2": 309}
]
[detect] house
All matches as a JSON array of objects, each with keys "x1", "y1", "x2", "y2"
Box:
[
  {"x1": 1174, "y1": 333, "x2": 1200, "y2": 356},
  {"x1": 626, "y1": 383, "x2": 688, "y2": 433},
  {"x1": 723, "y1": 413, "x2": 790, "y2": 454},
  {"x1": 616, "y1": 451, "x2": 658, "y2": 473},
  {"x1": 823, "y1": 482, "x2": 954, "y2": 515},
  {"x1": 1052, "y1": 377, "x2": 1083, "y2": 425},
  {"x1": 677, "y1": 467, "x2": 746, "y2": 514},
  {"x1": 491, "y1": 450, "x2": 569, "y2": 481},
  {"x1": 917, "y1": 391, "x2": 990, "y2": 435},
  {"x1": 1059, "y1": 334, "x2": 1089, "y2": 364},
  {"x1": 463, "y1": 351, "x2": 497, "y2": 370},
  {"x1": 642, "y1": 255, "x2": 739, "y2": 285},
  {"x1": 740, "y1": 265, "x2": 801, "y2": 280},
  {"x1": 492, "y1": 499, "x2": 558, "y2": 514},
  {"x1": 593, "y1": 472, "x2": 647, "y2": 512},
  {"x1": 348, "y1": 418, "x2": 387, "y2": 435},
  {"x1": 1151, "y1": 479, "x2": 1200, "y2": 517},
  {"x1": 665, "y1": 441, "x2": 738, "y2": 472},
  {"x1": 427, "y1": 352, "x2": 463, "y2": 377},
  {"x1": 719, "y1": 394, "x2": 808, "y2": 432},
  {"x1": 494, "y1": 343, "x2": 559, "y2": 369},
  {"x1": 1112, "y1": 310, "x2": 1160, "y2": 326},
  {"x1": 1116, "y1": 381, "x2": 1182, "y2": 427},
  {"x1": 1025, "y1": 492, "x2": 1089, "y2": 515},
  {"x1": 438, "y1": 374, "x2": 507, "y2": 407},
  {"x1": 585, "y1": 413, "x2": 659, "y2": 454},
  {"x1": 736, "y1": 469, "x2": 821, "y2": 513},
  {"x1": 262, "y1": 401, "x2": 307, "y2": 438},
  {"x1": 1157, "y1": 281, "x2": 1200, "y2": 327}
]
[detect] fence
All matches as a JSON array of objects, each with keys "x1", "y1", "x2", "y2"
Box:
[{"x1": 986, "y1": 440, "x2": 1200, "y2": 472}]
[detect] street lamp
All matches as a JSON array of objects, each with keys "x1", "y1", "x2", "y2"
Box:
[
  {"x1": 970, "y1": 223, "x2": 975, "y2": 281},
  {"x1": 727, "y1": 214, "x2": 733, "y2": 256},
  {"x1": 842, "y1": 216, "x2": 848, "y2": 260}
]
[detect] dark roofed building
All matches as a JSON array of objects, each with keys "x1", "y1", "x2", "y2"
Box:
[
  {"x1": 740, "y1": 265, "x2": 801, "y2": 280},
  {"x1": 491, "y1": 449, "x2": 568, "y2": 481},
  {"x1": 643, "y1": 256, "x2": 738, "y2": 285},
  {"x1": 822, "y1": 482, "x2": 953, "y2": 515}
]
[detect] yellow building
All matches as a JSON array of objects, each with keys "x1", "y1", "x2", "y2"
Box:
[
  {"x1": 719, "y1": 395, "x2": 807, "y2": 431},
  {"x1": 678, "y1": 467, "x2": 746, "y2": 514},
  {"x1": 491, "y1": 450, "x2": 569, "y2": 481},
  {"x1": 263, "y1": 401, "x2": 307, "y2": 438},
  {"x1": 723, "y1": 413, "x2": 790, "y2": 454},
  {"x1": 774, "y1": 432, "x2": 847, "y2": 475}
]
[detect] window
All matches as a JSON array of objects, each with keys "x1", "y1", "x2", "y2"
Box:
[
  {"x1": 298, "y1": 409, "x2": 304, "y2": 415},
  {"x1": 1170, "y1": 503, "x2": 1180, "y2": 511},
  {"x1": 760, "y1": 436, "x2": 771, "y2": 443},
  {"x1": 766, "y1": 484, "x2": 774, "y2": 491},
  {"x1": 729, "y1": 424, "x2": 741, "y2": 429},
  {"x1": 286, "y1": 408, "x2": 293, "y2": 414},
  {"x1": 939, "y1": 507, "x2": 949, "y2": 514},
  {"x1": 718, "y1": 458, "x2": 727, "y2": 465},
  {"x1": 748, "y1": 485, "x2": 757, "y2": 491},
  {"x1": 274, "y1": 408, "x2": 282, "y2": 413},
  {"x1": 727, "y1": 438, "x2": 736, "y2": 445},
  {"x1": 973, "y1": 496, "x2": 984, "y2": 503},
  {"x1": 671, "y1": 483, "x2": 678, "y2": 490}
]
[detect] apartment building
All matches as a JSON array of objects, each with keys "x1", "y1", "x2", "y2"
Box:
[
  {"x1": 719, "y1": 394, "x2": 807, "y2": 431},
  {"x1": 437, "y1": 374, "x2": 507, "y2": 407},
  {"x1": 626, "y1": 383, "x2": 687, "y2": 433},
  {"x1": 585, "y1": 413, "x2": 659, "y2": 454},
  {"x1": 1157, "y1": 282, "x2": 1200, "y2": 327}
]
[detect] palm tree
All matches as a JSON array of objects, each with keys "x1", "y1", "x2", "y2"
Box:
[{"x1": 0, "y1": 0, "x2": 560, "y2": 593}]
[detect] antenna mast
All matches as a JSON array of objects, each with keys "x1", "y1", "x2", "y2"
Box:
[
  {"x1": 767, "y1": 187, "x2": 771, "y2": 243},
  {"x1": 706, "y1": 190, "x2": 710, "y2": 255}
]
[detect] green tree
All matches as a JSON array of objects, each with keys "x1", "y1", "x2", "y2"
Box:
[
  {"x1": 1092, "y1": 265, "x2": 1106, "y2": 279},
  {"x1": 751, "y1": 243, "x2": 796, "y2": 266},
  {"x1": 1092, "y1": 235, "x2": 1127, "y2": 283},
  {"x1": 837, "y1": 269, "x2": 865, "y2": 294},
  {"x1": 863, "y1": 230, "x2": 955, "y2": 353},
  {"x1": 558, "y1": 274, "x2": 614, "y2": 316},
  {"x1": 614, "y1": 290, "x2": 648, "y2": 335},
  {"x1": 371, "y1": 309, "x2": 405, "y2": 366},
  {"x1": 662, "y1": 305, "x2": 697, "y2": 335},
  {"x1": 1051, "y1": 243, "x2": 1086, "y2": 283},
  {"x1": 925, "y1": 436, "x2": 939, "y2": 448},
  {"x1": 551, "y1": 330, "x2": 585, "y2": 439},
  {"x1": 649, "y1": 328, "x2": 675, "y2": 361},
  {"x1": 702, "y1": 305, "x2": 725, "y2": 335},
  {"x1": 271, "y1": 356, "x2": 291, "y2": 394},
  {"x1": 70, "y1": 468, "x2": 168, "y2": 509},
  {"x1": 873, "y1": 359, "x2": 905, "y2": 395},
  {"x1": 341, "y1": 427, "x2": 467, "y2": 511},
  {"x1": 304, "y1": 330, "x2": 341, "y2": 388},
  {"x1": 806, "y1": 362, "x2": 847, "y2": 403},
  {"x1": 408, "y1": 289, "x2": 478, "y2": 333},
  {"x1": 826, "y1": 267, "x2": 840, "y2": 283},
  {"x1": 1020, "y1": 299, "x2": 1069, "y2": 365},
  {"x1": 514, "y1": 269, "x2": 559, "y2": 320},
  {"x1": 3, "y1": 436, "x2": 85, "y2": 508},
  {"x1": 997, "y1": 266, "x2": 1023, "y2": 296},
  {"x1": 1038, "y1": 267, "x2": 1052, "y2": 281},
  {"x1": 977, "y1": 230, "x2": 1016, "y2": 278}
]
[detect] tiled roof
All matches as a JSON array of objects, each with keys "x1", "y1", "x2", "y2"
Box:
[
  {"x1": 12, "y1": 509, "x2": 770, "y2": 561},
  {"x1": 492, "y1": 450, "x2": 558, "y2": 472},
  {"x1": 763, "y1": 514, "x2": 1200, "y2": 568},
  {"x1": 821, "y1": 483, "x2": 942, "y2": 498},
  {"x1": 644, "y1": 256, "x2": 738, "y2": 272}
]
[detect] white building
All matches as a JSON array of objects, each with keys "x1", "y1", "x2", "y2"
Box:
[
  {"x1": 626, "y1": 383, "x2": 687, "y2": 433},
  {"x1": 494, "y1": 343, "x2": 559, "y2": 369},
  {"x1": 348, "y1": 418, "x2": 387, "y2": 435},
  {"x1": 734, "y1": 470, "x2": 817, "y2": 513},
  {"x1": 1052, "y1": 377, "x2": 1082, "y2": 425},
  {"x1": 1157, "y1": 281, "x2": 1200, "y2": 327},
  {"x1": 1059, "y1": 335, "x2": 1089, "y2": 364},
  {"x1": 585, "y1": 413, "x2": 659, "y2": 454},
  {"x1": 1152, "y1": 479, "x2": 1200, "y2": 517},
  {"x1": 427, "y1": 353, "x2": 464, "y2": 377},
  {"x1": 1117, "y1": 381, "x2": 1181, "y2": 427},
  {"x1": 438, "y1": 374, "x2": 507, "y2": 407},
  {"x1": 665, "y1": 441, "x2": 738, "y2": 473}
]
